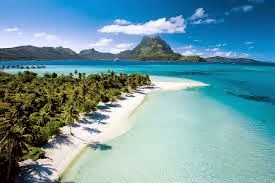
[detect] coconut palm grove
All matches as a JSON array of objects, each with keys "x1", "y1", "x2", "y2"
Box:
[{"x1": 0, "y1": 71, "x2": 150, "y2": 182}]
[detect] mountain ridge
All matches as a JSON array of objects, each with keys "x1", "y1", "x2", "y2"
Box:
[
  {"x1": 0, "y1": 36, "x2": 261, "y2": 63},
  {"x1": 0, "y1": 46, "x2": 79, "y2": 61}
]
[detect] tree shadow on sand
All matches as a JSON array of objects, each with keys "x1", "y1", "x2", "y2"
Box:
[
  {"x1": 88, "y1": 142, "x2": 112, "y2": 151},
  {"x1": 118, "y1": 96, "x2": 127, "y2": 100},
  {"x1": 82, "y1": 127, "x2": 101, "y2": 134},
  {"x1": 136, "y1": 88, "x2": 149, "y2": 95},
  {"x1": 72, "y1": 123, "x2": 81, "y2": 127},
  {"x1": 44, "y1": 134, "x2": 73, "y2": 149},
  {"x1": 97, "y1": 121, "x2": 108, "y2": 125},
  {"x1": 126, "y1": 94, "x2": 135, "y2": 97},
  {"x1": 97, "y1": 103, "x2": 121, "y2": 112},
  {"x1": 97, "y1": 105, "x2": 111, "y2": 112},
  {"x1": 78, "y1": 119, "x2": 94, "y2": 125},
  {"x1": 17, "y1": 162, "x2": 55, "y2": 183},
  {"x1": 105, "y1": 103, "x2": 121, "y2": 108},
  {"x1": 86, "y1": 112, "x2": 110, "y2": 122},
  {"x1": 144, "y1": 85, "x2": 159, "y2": 90}
]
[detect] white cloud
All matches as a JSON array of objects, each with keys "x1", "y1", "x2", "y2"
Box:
[
  {"x1": 178, "y1": 44, "x2": 248, "y2": 58},
  {"x1": 3, "y1": 26, "x2": 19, "y2": 32},
  {"x1": 181, "y1": 50, "x2": 196, "y2": 56},
  {"x1": 202, "y1": 46, "x2": 250, "y2": 58},
  {"x1": 230, "y1": 5, "x2": 254, "y2": 13},
  {"x1": 114, "y1": 19, "x2": 131, "y2": 25},
  {"x1": 189, "y1": 8, "x2": 207, "y2": 20},
  {"x1": 213, "y1": 51, "x2": 249, "y2": 58},
  {"x1": 109, "y1": 43, "x2": 134, "y2": 53},
  {"x1": 33, "y1": 32, "x2": 71, "y2": 47},
  {"x1": 34, "y1": 32, "x2": 46, "y2": 38},
  {"x1": 216, "y1": 43, "x2": 227, "y2": 47},
  {"x1": 98, "y1": 15, "x2": 186, "y2": 35},
  {"x1": 244, "y1": 41, "x2": 255, "y2": 49},
  {"x1": 212, "y1": 48, "x2": 220, "y2": 51},
  {"x1": 240, "y1": 53, "x2": 249, "y2": 57},
  {"x1": 206, "y1": 47, "x2": 220, "y2": 51},
  {"x1": 191, "y1": 18, "x2": 224, "y2": 24},
  {"x1": 115, "y1": 43, "x2": 133, "y2": 49},
  {"x1": 213, "y1": 51, "x2": 238, "y2": 57},
  {"x1": 45, "y1": 35, "x2": 58, "y2": 41},
  {"x1": 88, "y1": 38, "x2": 134, "y2": 54},
  {"x1": 88, "y1": 38, "x2": 113, "y2": 47},
  {"x1": 62, "y1": 41, "x2": 71, "y2": 45},
  {"x1": 244, "y1": 41, "x2": 254, "y2": 45},
  {"x1": 189, "y1": 8, "x2": 223, "y2": 25},
  {"x1": 34, "y1": 32, "x2": 59, "y2": 41},
  {"x1": 182, "y1": 49, "x2": 204, "y2": 56},
  {"x1": 181, "y1": 45, "x2": 193, "y2": 49}
]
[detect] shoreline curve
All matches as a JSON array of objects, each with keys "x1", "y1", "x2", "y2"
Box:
[{"x1": 17, "y1": 79, "x2": 208, "y2": 182}]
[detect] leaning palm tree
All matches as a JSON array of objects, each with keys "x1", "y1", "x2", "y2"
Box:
[{"x1": 63, "y1": 103, "x2": 80, "y2": 135}]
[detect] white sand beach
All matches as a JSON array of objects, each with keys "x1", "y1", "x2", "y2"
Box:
[{"x1": 17, "y1": 80, "x2": 207, "y2": 182}]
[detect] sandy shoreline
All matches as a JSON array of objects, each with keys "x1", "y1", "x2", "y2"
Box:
[{"x1": 17, "y1": 80, "x2": 207, "y2": 182}]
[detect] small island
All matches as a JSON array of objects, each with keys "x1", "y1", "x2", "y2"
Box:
[
  {"x1": 0, "y1": 65, "x2": 46, "y2": 70},
  {"x1": 0, "y1": 70, "x2": 207, "y2": 182},
  {"x1": 0, "y1": 70, "x2": 151, "y2": 182}
]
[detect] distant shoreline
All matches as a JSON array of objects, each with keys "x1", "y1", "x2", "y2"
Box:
[{"x1": 0, "y1": 59, "x2": 273, "y2": 66}]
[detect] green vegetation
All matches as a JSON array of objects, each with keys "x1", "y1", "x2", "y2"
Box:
[
  {"x1": 118, "y1": 36, "x2": 183, "y2": 61},
  {"x1": 79, "y1": 48, "x2": 116, "y2": 60},
  {"x1": 0, "y1": 36, "x2": 258, "y2": 62},
  {"x1": 0, "y1": 71, "x2": 151, "y2": 182},
  {"x1": 0, "y1": 46, "x2": 79, "y2": 61},
  {"x1": 178, "y1": 56, "x2": 206, "y2": 62},
  {"x1": 205, "y1": 56, "x2": 257, "y2": 63}
]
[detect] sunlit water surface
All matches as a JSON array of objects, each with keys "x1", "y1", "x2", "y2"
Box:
[{"x1": 1, "y1": 60, "x2": 274, "y2": 182}]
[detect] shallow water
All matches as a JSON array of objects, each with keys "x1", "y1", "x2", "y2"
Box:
[
  {"x1": 62, "y1": 89, "x2": 274, "y2": 183},
  {"x1": 1, "y1": 60, "x2": 274, "y2": 182}
]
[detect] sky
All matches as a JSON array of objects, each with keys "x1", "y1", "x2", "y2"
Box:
[{"x1": 0, "y1": 0, "x2": 274, "y2": 61}]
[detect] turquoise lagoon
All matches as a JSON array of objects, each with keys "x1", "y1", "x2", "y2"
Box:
[{"x1": 1, "y1": 60, "x2": 274, "y2": 182}]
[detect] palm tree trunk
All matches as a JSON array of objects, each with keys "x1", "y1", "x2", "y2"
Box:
[
  {"x1": 70, "y1": 126, "x2": 73, "y2": 136},
  {"x1": 6, "y1": 142, "x2": 12, "y2": 183}
]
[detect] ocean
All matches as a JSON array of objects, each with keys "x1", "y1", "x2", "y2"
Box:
[{"x1": 1, "y1": 60, "x2": 274, "y2": 182}]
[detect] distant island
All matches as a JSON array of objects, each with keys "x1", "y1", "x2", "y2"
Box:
[
  {"x1": 0, "y1": 65, "x2": 46, "y2": 70},
  {"x1": 0, "y1": 36, "x2": 260, "y2": 63}
]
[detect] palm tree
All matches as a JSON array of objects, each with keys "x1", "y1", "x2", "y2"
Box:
[
  {"x1": 0, "y1": 115, "x2": 31, "y2": 182},
  {"x1": 58, "y1": 92, "x2": 68, "y2": 106},
  {"x1": 42, "y1": 87, "x2": 57, "y2": 116},
  {"x1": 0, "y1": 71, "x2": 151, "y2": 181},
  {"x1": 72, "y1": 88, "x2": 84, "y2": 109},
  {"x1": 78, "y1": 73, "x2": 83, "y2": 79},
  {"x1": 63, "y1": 103, "x2": 79, "y2": 135}
]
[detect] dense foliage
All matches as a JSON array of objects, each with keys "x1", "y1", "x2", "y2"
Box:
[
  {"x1": 0, "y1": 71, "x2": 151, "y2": 182},
  {"x1": 178, "y1": 56, "x2": 207, "y2": 62}
]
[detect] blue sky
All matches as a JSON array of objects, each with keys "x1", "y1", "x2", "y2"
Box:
[{"x1": 0, "y1": 0, "x2": 274, "y2": 61}]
